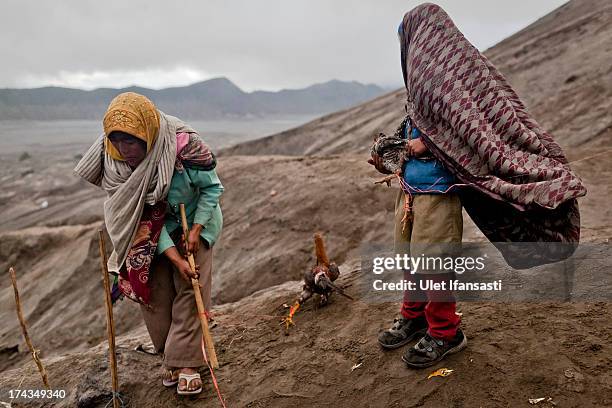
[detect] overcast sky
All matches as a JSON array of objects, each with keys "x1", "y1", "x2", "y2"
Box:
[{"x1": 1, "y1": 0, "x2": 568, "y2": 92}]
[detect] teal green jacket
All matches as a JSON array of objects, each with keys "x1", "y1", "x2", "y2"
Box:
[{"x1": 156, "y1": 166, "x2": 224, "y2": 255}]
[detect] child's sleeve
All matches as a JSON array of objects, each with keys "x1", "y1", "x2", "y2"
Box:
[
  {"x1": 190, "y1": 168, "x2": 224, "y2": 227},
  {"x1": 156, "y1": 225, "x2": 174, "y2": 255}
]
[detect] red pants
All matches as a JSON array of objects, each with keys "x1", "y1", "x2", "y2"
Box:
[{"x1": 400, "y1": 273, "x2": 460, "y2": 341}]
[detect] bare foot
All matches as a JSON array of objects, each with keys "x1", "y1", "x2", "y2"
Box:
[{"x1": 162, "y1": 368, "x2": 179, "y2": 386}]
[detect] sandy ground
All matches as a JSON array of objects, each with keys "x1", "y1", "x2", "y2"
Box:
[
  {"x1": 0, "y1": 0, "x2": 611, "y2": 406},
  {"x1": 1, "y1": 272, "x2": 611, "y2": 407}
]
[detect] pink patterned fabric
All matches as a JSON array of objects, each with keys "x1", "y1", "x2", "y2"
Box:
[
  {"x1": 399, "y1": 4, "x2": 587, "y2": 266},
  {"x1": 175, "y1": 132, "x2": 216, "y2": 172},
  {"x1": 176, "y1": 132, "x2": 190, "y2": 155}
]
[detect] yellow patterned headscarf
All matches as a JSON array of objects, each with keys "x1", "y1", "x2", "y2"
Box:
[{"x1": 103, "y1": 92, "x2": 160, "y2": 161}]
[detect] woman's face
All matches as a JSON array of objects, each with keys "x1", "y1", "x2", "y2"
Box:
[{"x1": 108, "y1": 131, "x2": 147, "y2": 168}]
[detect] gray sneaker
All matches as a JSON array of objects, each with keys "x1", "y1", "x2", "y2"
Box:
[
  {"x1": 402, "y1": 328, "x2": 468, "y2": 368},
  {"x1": 378, "y1": 316, "x2": 428, "y2": 349}
]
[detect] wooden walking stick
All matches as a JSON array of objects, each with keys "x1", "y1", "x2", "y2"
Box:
[
  {"x1": 9, "y1": 267, "x2": 50, "y2": 389},
  {"x1": 97, "y1": 231, "x2": 120, "y2": 408},
  {"x1": 179, "y1": 203, "x2": 219, "y2": 369}
]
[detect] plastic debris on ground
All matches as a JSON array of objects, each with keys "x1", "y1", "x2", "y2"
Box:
[
  {"x1": 427, "y1": 368, "x2": 454, "y2": 379},
  {"x1": 528, "y1": 397, "x2": 556, "y2": 405}
]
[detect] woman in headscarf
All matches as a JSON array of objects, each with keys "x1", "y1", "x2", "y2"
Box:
[
  {"x1": 370, "y1": 3, "x2": 585, "y2": 368},
  {"x1": 75, "y1": 92, "x2": 223, "y2": 394}
]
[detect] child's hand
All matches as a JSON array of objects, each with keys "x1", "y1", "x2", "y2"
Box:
[
  {"x1": 175, "y1": 258, "x2": 200, "y2": 281},
  {"x1": 162, "y1": 247, "x2": 200, "y2": 280},
  {"x1": 183, "y1": 224, "x2": 203, "y2": 255},
  {"x1": 406, "y1": 138, "x2": 428, "y2": 157},
  {"x1": 368, "y1": 153, "x2": 392, "y2": 174}
]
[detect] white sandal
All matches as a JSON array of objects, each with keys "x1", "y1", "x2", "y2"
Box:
[{"x1": 177, "y1": 372, "x2": 202, "y2": 395}]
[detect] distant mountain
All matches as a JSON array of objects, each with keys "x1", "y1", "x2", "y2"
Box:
[{"x1": 0, "y1": 78, "x2": 385, "y2": 120}]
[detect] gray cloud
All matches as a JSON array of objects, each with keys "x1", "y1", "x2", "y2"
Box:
[{"x1": 1, "y1": 0, "x2": 568, "y2": 91}]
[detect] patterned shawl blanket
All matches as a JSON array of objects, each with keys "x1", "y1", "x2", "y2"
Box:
[
  {"x1": 75, "y1": 113, "x2": 215, "y2": 304},
  {"x1": 399, "y1": 4, "x2": 587, "y2": 268}
]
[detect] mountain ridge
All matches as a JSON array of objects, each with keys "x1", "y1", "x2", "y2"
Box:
[{"x1": 0, "y1": 77, "x2": 385, "y2": 120}]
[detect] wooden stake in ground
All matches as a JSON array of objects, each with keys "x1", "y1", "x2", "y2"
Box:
[
  {"x1": 179, "y1": 203, "x2": 219, "y2": 369},
  {"x1": 98, "y1": 231, "x2": 120, "y2": 408},
  {"x1": 9, "y1": 267, "x2": 50, "y2": 390}
]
